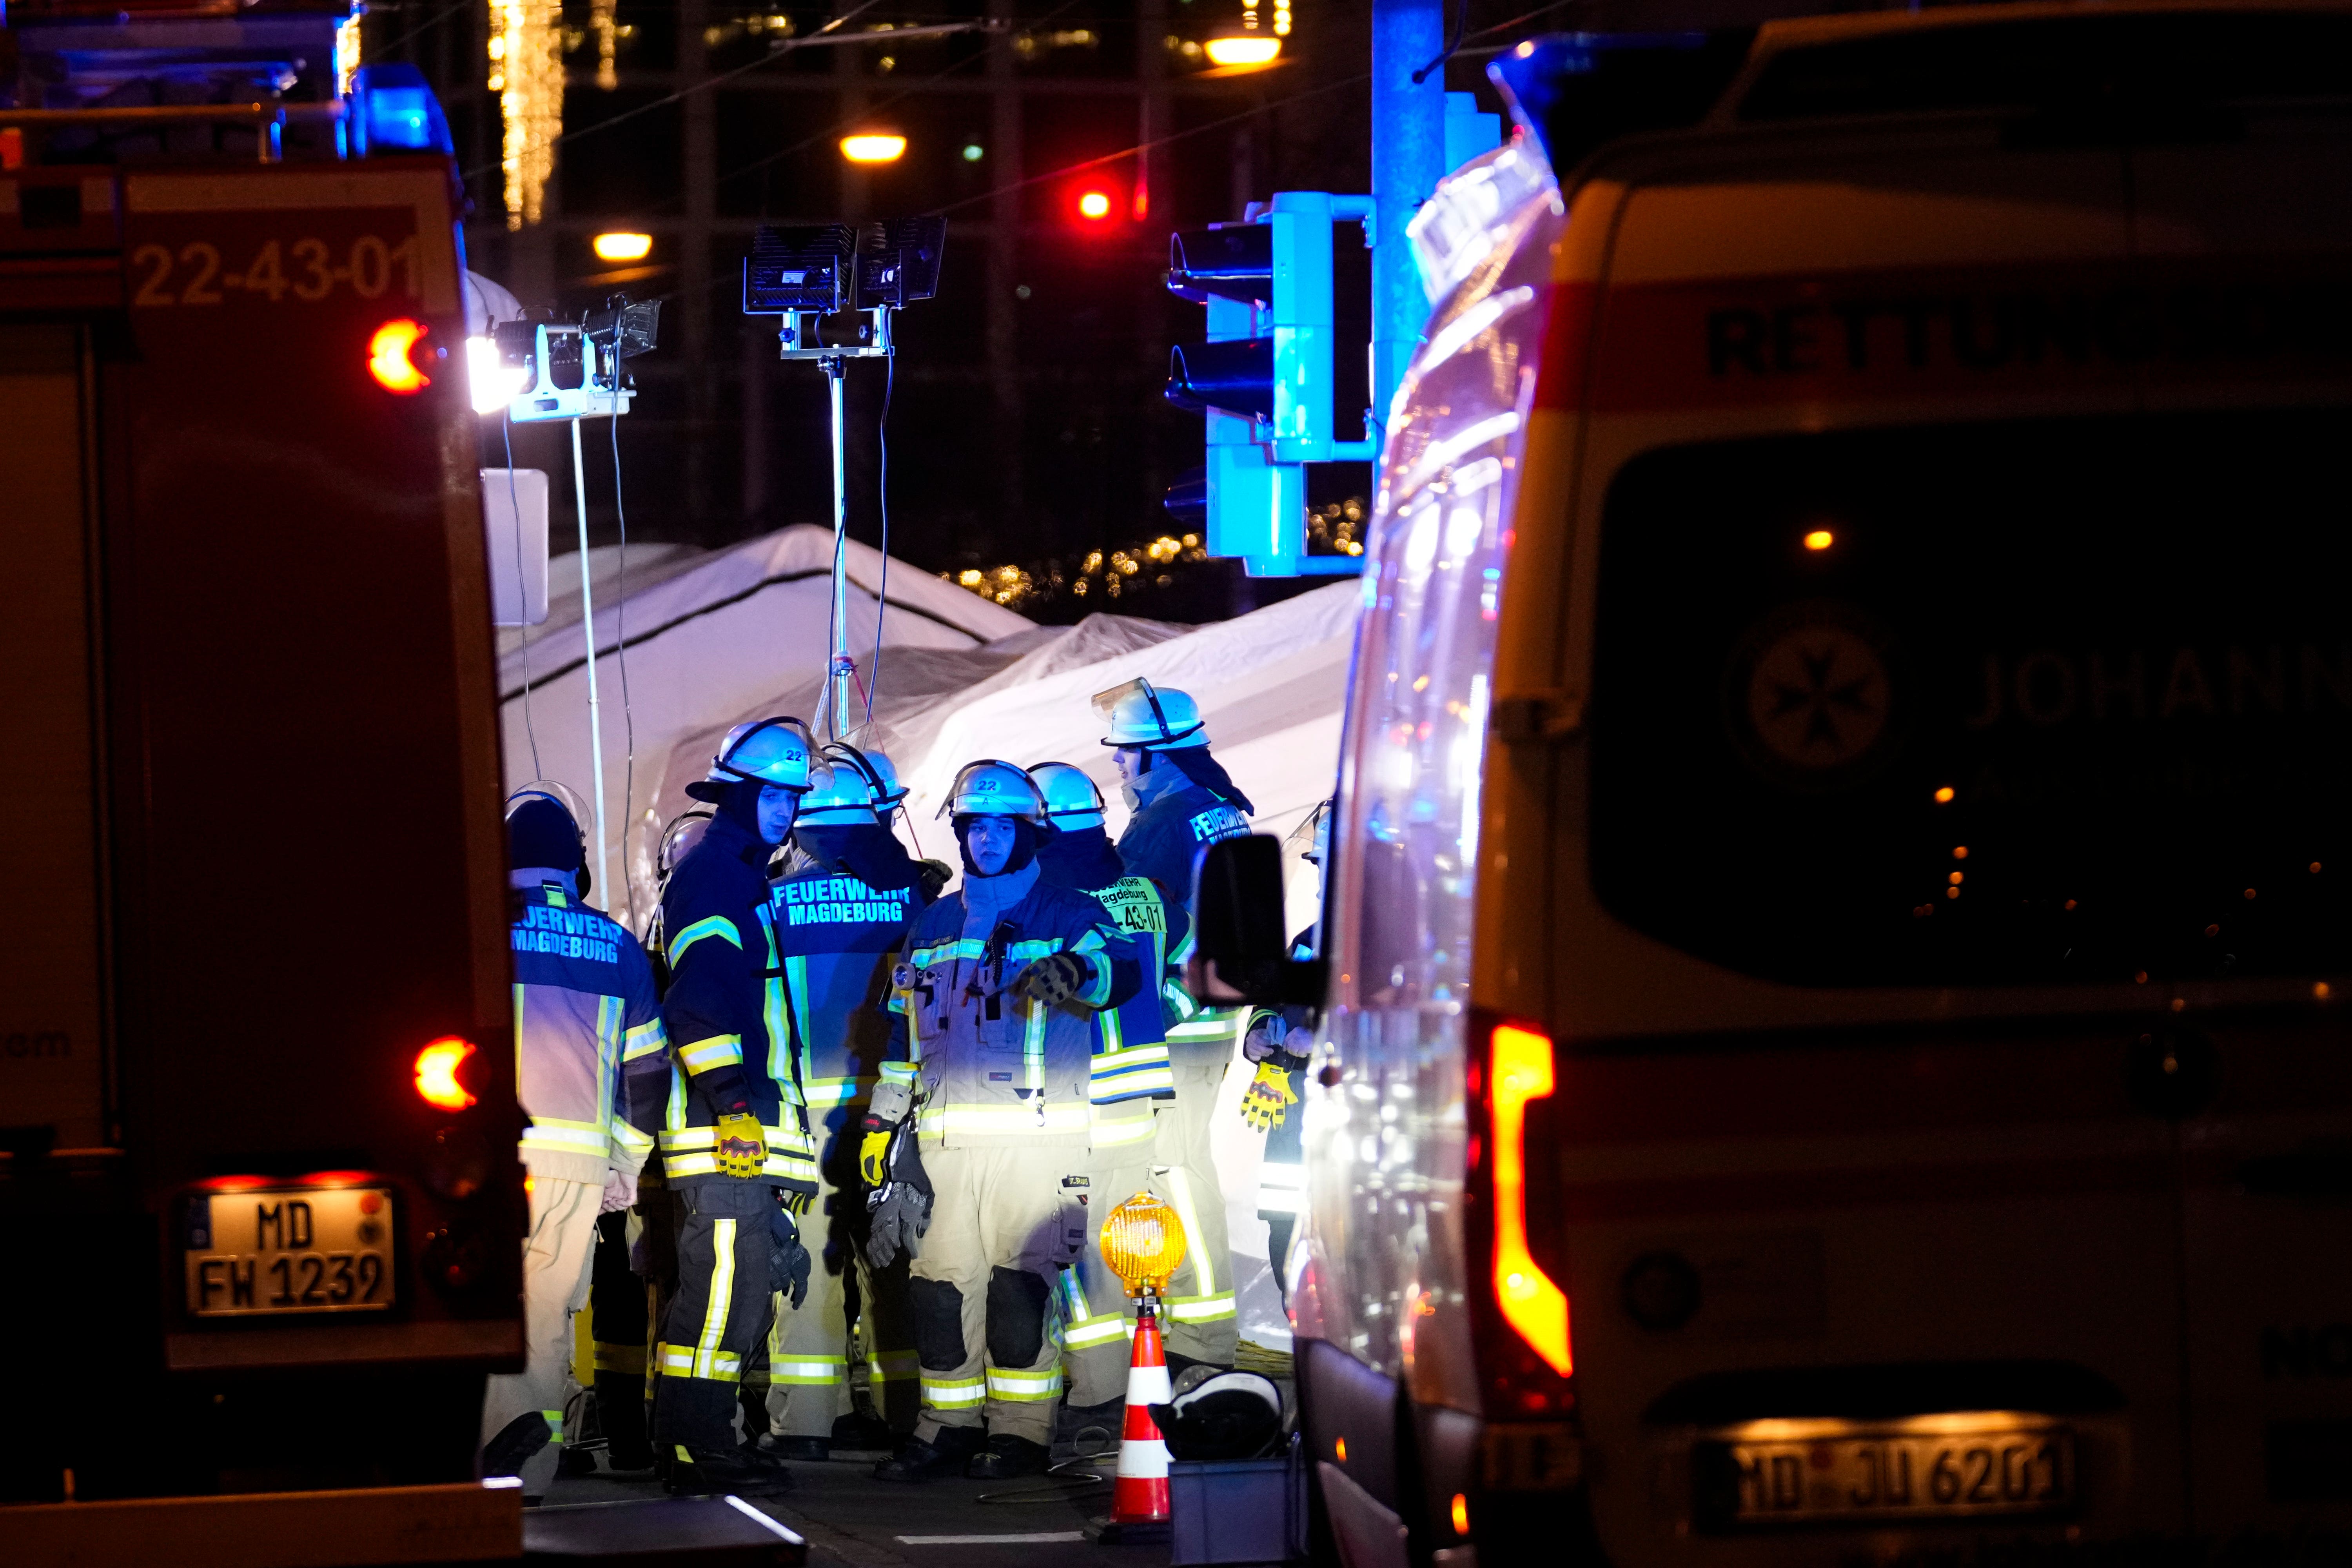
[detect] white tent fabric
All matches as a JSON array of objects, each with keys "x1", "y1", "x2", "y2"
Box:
[
  {"x1": 499, "y1": 524, "x2": 1031, "y2": 921},
  {"x1": 500, "y1": 523, "x2": 1361, "y2": 1353}
]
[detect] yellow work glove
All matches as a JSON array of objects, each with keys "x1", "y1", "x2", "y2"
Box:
[
  {"x1": 860, "y1": 1129, "x2": 894, "y2": 1189},
  {"x1": 1239, "y1": 1059, "x2": 1298, "y2": 1133},
  {"x1": 713, "y1": 1111, "x2": 767, "y2": 1180}
]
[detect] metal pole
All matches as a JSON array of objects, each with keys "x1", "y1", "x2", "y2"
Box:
[
  {"x1": 824, "y1": 355, "x2": 853, "y2": 740},
  {"x1": 570, "y1": 417, "x2": 611, "y2": 903},
  {"x1": 1369, "y1": 0, "x2": 1447, "y2": 429}
]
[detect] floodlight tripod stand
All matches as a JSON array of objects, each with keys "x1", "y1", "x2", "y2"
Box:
[
  {"x1": 776, "y1": 306, "x2": 894, "y2": 742},
  {"x1": 507, "y1": 341, "x2": 632, "y2": 910}
]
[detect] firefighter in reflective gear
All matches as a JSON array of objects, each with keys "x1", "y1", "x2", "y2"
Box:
[
  {"x1": 867, "y1": 761, "x2": 1145, "y2": 1483},
  {"x1": 480, "y1": 782, "x2": 669, "y2": 1496},
  {"x1": 756, "y1": 746, "x2": 928, "y2": 1458},
  {"x1": 1098, "y1": 680, "x2": 1254, "y2": 1366},
  {"x1": 1245, "y1": 799, "x2": 1332, "y2": 1301},
  {"x1": 1025, "y1": 761, "x2": 1183, "y2": 1417},
  {"x1": 593, "y1": 804, "x2": 711, "y2": 1468},
  {"x1": 653, "y1": 719, "x2": 820, "y2": 1496}
]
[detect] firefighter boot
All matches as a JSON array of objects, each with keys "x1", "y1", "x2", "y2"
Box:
[{"x1": 873, "y1": 1425, "x2": 983, "y2": 1483}]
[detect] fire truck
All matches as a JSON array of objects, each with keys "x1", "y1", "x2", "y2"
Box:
[
  {"x1": 1193, "y1": 4, "x2": 2352, "y2": 1565},
  {"x1": 0, "y1": 0, "x2": 524, "y2": 1542}
]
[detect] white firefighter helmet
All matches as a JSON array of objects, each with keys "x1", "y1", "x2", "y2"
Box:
[
  {"x1": 939, "y1": 759, "x2": 1047, "y2": 822},
  {"x1": 824, "y1": 741, "x2": 910, "y2": 815},
  {"x1": 657, "y1": 808, "x2": 714, "y2": 879},
  {"x1": 1027, "y1": 760, "x2": 1107, "y2": 829},
  {"x1": 506, "y1": 779, "x2": 592, "y2": 835},
  {"x1": 690, "y1": 716, "x2": 813, "y2": 800},
  {"x1": 796, "y1": 759, "x2": 879, "y2": 826},
  {"x1": 1094, "y1": 677, "x2": 1208, "y2": 751}
]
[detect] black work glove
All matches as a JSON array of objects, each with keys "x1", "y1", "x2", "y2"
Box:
[
  {"x1": 769, "y1": 1202, "x2": 812, "y2": 1310},
  {"x1": 916, "y1": 858, "x2": 954, "y2": 904},
  {"x1": 864, "y1": 1129, "x2": 933, "y2": 1270},
  {"x1": 1013, "y1": 951, "x2": 1091, "y2": 1009}
]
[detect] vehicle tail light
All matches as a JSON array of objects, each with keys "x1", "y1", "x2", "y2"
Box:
[
  {"x1": 368, "y1": 318, "x2": 432, "y2": 394},
  {"x1": 414, "y1": 1036, "x2": 478, "y2": 1110},
  {"x1": 1488, "y1": 1020, "x2": 1572, "y2": 1375}
]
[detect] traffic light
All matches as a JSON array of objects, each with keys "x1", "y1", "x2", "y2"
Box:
[{"x1": 1164, "y1": 191, "x2": 1374, "y2": 577}]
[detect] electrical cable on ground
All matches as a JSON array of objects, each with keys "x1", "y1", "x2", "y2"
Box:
[
  {"x1": 504, "y1": 410, "x2": 543, "y2": 779},
  {"x1": 974, "y1": 1448, "x2": 1116, "y2": 1505}
]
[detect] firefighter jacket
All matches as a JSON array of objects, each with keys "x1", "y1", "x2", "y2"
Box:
[
  {"x1": 1116, "y1": 771, "x2": 1252, "y2": 1066},
  {"x1": 1034, "y1": 830, "x2": 1185, "y2": 1126},
  {"x1": 1114, "y1": 773, "x2": 1251, "y2": 934},
  {"x1": 771, "y1": 831, "x2": 925, "y2": 1137},
  {"x1": 657, "y1": 813, "x2": 818, "y2": 1193},
  {"x1": 889, "y1": 858, "x2": 1143, "y2": 1150},
  {"x1": 510, "y1": 878, "x2": 670, "y2": 1185}
]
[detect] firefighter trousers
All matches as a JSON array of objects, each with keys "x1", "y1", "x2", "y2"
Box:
[
  {"x1": 761, "y1": 1121, "x2": 920, "y2": 1438},
  {"x1": 652, "y1": 1179, "x2": 775, "y2": 1456},
  {"x1": 1060, "y1": 1063, "x2": 1236, "y2": 1397},
  {"x1": 588, "y1": 1209, "x2": 651, "y2": 1463},
  {"x1": 1153, "y1": 1058, "x2": 1239, "y2": 1364},
  {"x1": 1059, "y1": 1098, "x2": 1155, "y2": 1407},
  {"x1": 908, "y1": 1142, "x2": 1087, "y2": 1448},
  {"x1": 479, "y1": 1172, "x2": 602, "y2": 1494}
]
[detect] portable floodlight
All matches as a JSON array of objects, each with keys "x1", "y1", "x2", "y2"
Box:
[
  {"x1": 484, "y1": 294, "x2": 662, "y2": 913},
  {"x1": 742, "y1": 214, "x2": 951, "y2": 741},
  {"x1": 856, "y1": 217, "x2": 947, "y2": 309},
  {"x1": 743, "y1": 224, "x2": 856, "y2": 315}
]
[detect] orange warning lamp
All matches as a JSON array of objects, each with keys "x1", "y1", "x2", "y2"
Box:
[
  {"x1": 368, "y1": 318, "x2": 432, "y2": 394},
  {"x1": 1101, "y1": 1192, "x2": 1187, "y2": 1297},
  {"x1": 414, "y1": 1036, "x2": 478, "y2": 1110}
]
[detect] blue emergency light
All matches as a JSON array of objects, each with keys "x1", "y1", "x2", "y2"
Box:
[{"x1": 352, "y1": 65, "x2": 454, "y2": 157}]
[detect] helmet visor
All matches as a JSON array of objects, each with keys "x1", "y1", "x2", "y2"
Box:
[
  {"x1": 940, "y1": 759, "x2": 1047, "y2": 821},
  {"x1": 508, "y1": 779, "x2": 593, "y2": 832}
]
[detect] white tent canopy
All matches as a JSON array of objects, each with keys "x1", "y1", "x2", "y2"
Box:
[
  {"x1": 499, "y1": 524, "x2": 1031, "y2": 926},
  {"x1": 499, "y1": 523, "x2": 1361, "y2": 1350}
]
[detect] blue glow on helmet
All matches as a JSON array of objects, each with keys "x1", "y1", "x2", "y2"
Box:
[
  {"x1": 1096, "y1": 678, "x2": 1209, "y2": 750},
  {"x1": 1027, "y1": 760, "x2": 1107, "y2": 829},
  {"x1": 709, "y1": 716, "x2": 812, "y2": 791},
  {"x1": 941, "y1": 759, "x2": 1046, "y2": 822},
  {"x1": 797, "y1": 759, "x2": 879, "y2": 825}
]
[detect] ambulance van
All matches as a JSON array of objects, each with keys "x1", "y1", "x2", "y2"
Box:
[{"x1": 1272, "y1": 5, "x2": 2352, "y2": 1563}]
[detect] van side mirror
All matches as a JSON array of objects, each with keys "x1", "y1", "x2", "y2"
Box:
[{"x1": 1187, "y1": 835, "x2": 1325, "y2": 1008}]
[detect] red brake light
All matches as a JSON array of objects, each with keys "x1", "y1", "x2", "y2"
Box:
[
  {"x1": 368, "y1": 318, "x2": 432, "y2": 394},
  {"x1": 1076, "y1": 189, "x2": 1114, "y2": 222},
  {"x1": 414, "y1": 1036, "x2": 478, "y2": 1110},
  {"x1": 1490, "y1": 1020, "x2": 1572, "y2": 1375}
]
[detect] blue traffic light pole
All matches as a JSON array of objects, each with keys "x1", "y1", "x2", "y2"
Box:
[
  {"x1": 1370, "y1": 0, "x2": 1448, "y2": 429},
  {"x1": 1164, "y1": 0, "x2": 1491, "y2": 575}
]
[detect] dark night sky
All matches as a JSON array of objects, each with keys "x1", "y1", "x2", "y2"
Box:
[{"x1": 376, "y1": 0, "x2": 1518, "y2": 620}]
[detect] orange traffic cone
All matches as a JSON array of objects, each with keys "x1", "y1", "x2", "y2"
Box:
[{"x1": 1100, "y1": 1290, "x2": 1174, "y2": 1540}]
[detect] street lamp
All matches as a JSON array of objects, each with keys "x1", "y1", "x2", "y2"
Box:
[
  {"x1": 1204, "y1": 33, "x2": 1281, "y2": 67},
  {"x1": 840, "y1": 132, "x2": 908, "y2": 163}
]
